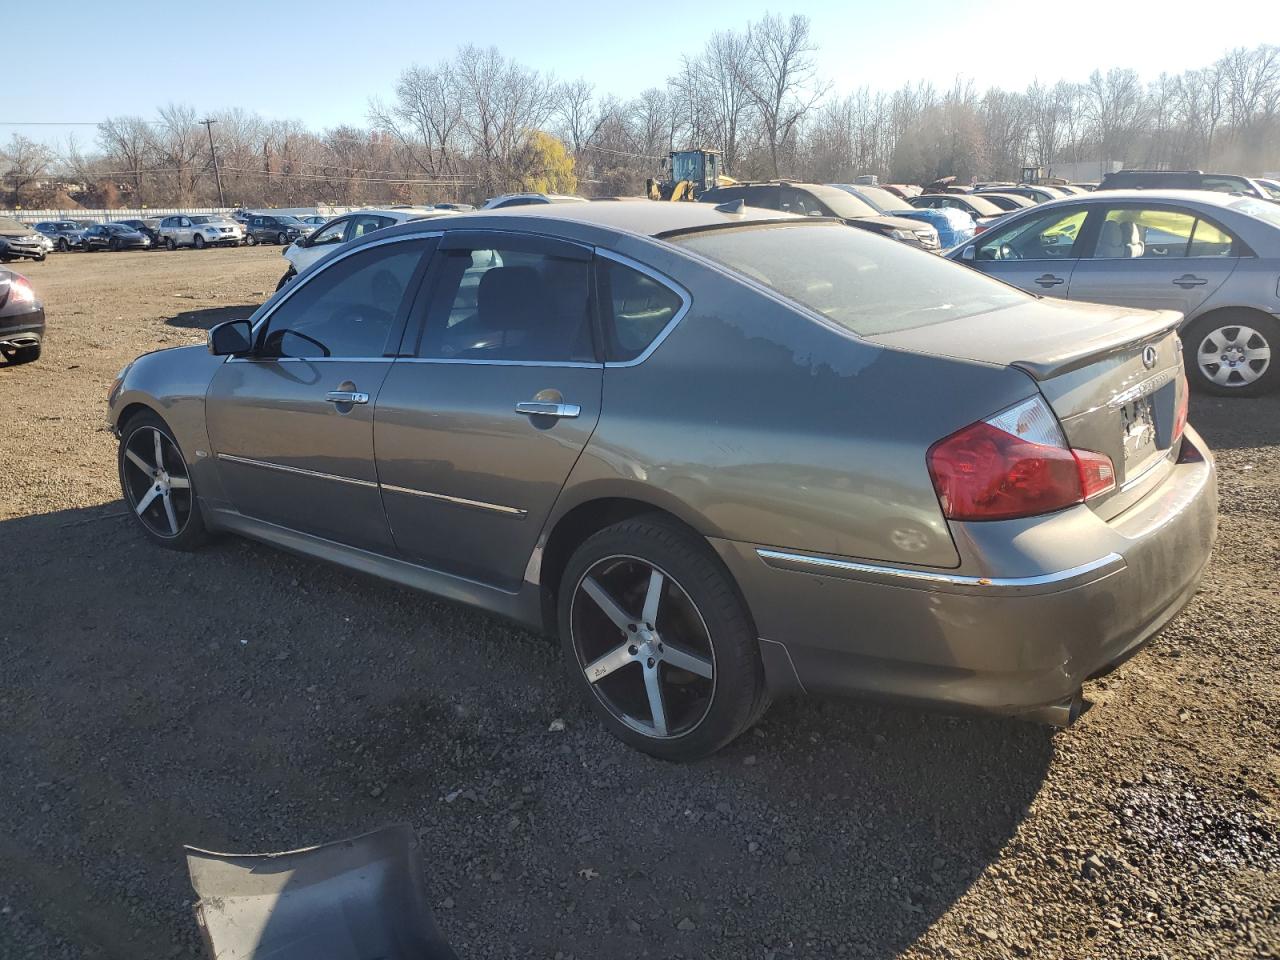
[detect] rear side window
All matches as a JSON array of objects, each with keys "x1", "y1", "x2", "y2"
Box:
[
  {"x1": 1187, "y1": 218, "x2": 1237, "y2": 257},
  {"x1": 417, "y1": 246, "x2": 594, "y2": 362},
  {"x1": 673, "y1": 223, "x2": 1026, "y2": 336},
  {"x1": 598, "y1": 258, "x2": 685, "y2": 362}
]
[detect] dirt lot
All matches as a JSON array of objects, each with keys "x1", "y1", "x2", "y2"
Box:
[{"x1": 2, "y1": 246, "x2": 1277, "y2": 959}]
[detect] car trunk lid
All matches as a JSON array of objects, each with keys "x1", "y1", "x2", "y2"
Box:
[{"x1": 869, "y1": 297, "x2": 1187, "y2": 517}]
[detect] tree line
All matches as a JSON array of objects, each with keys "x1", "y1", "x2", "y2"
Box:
[{"x1": 2, "y1": 19, "x2": 1278, "y2": 209}]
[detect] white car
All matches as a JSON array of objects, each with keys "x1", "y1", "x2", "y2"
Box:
[
  {"x1": 277, "y1": 208, "x2": 455, "y2": 289},
  {"x1": 158, "y1": 215, "x2": 244, "y2": 250},
  {"x1": 481, "y1": 193, "x2": 588, "y2": 209}
]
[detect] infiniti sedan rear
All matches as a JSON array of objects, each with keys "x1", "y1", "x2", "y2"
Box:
[{"x1": 107, "y1": 203, "x2": 1216, "y2": 759}]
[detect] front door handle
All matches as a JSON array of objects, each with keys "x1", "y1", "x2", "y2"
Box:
[
  {"x1": 1173, "y1": 274, "x2": 1208, "y2": 288},
  {"x1": 325, "y1": 390, "x2": 369, "y2": 404},
  {"x1": 1034, "y1": 273, "x2": 1065, "y2": 287},
  {"x1": 515, "y1": 401, "x2": 581, "y2": 419}
]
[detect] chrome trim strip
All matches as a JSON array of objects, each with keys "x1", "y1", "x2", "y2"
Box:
[
  {"x1": 216, "y1": 453, "x2": 379, "y2": 489},
  {"x1": 596, "y1": 249, "x2": 692, "y2": 368},
  {"x1": 756, "y1": 548, "x2": 1126, "y2": 596},
  {"x1": 394, "y1": 358, "x2": 601, "y2": 368},
  {"x1": 380, "y1": 483, "x2": 527, "y2": 518}
]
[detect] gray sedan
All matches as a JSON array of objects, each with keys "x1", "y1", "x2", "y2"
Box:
[
  {"x1": 107, "y1": 203, "x2": 1216, "y2": 759},
  {"x1": 950, "y1": 189, "x2": 1280, "y2": 395}
]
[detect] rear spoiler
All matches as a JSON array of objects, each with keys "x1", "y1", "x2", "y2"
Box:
[{"x1": 1011, "y1": 310, "x2": 1182, "y2": 381}]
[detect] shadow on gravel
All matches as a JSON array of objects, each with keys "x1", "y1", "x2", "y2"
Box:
[
  {"x1": 2, "y1": 502, "x2": 1056, "y2": 959},
  {"x1": 166, "y1": 303, "x2": 261, "y2": 331},
  {"x1": 1189, "y1": 392, "x2": 1280, "y2": 450}
]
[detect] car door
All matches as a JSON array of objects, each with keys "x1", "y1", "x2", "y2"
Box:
[
  {"x1": 205, "y1": 234, "x2": 437, "y2": 551},
  {"x1": 967, "y1": 204, "x2": 1092, "y2": 297},
  {"x1": 1065, "y1": 203, "x2": 1242, "y2": 313},
  {"x1": 373, "y1": 230, "x2": 603, "y2": 588}
]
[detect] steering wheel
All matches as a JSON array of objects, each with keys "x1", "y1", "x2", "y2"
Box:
[{"x1": 998, "y1": 243, "x2": 1022, "y2": 261}]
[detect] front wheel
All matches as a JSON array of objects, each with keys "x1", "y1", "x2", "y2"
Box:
[
  {"x1": 558, "y1": 515, "x2": 768, "y2": 760},
  {"x1": 109, "y1": 238, "x2": 121, "y2": 252},
  {"x1": 56, "y1": 238, "x2": 68, "y2": 252},
  {"x1": 118, "y1": 410, "x2": 207, "y2": 550},
  {"x1": 193, "y1": 234, "x2": 206, "y2": 249},
  {"x1": 165, "y1": 237, "x2": 177, "y2": 251},
  {"x1": 245, "y1": 233, "x2": 257, "y2": 246},
  {"x1": 275, "y1": 267, "x2": 296, "y2": 291},
  {"x1": 276, "y1": 232, "x2": 287, "y2": 245},
  {"x1": 1184, "y1": 311, "x2": 1278, "y2": 397}
]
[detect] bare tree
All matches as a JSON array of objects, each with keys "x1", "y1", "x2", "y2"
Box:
[
  {"x1": 743, "y1": 14, "x2": 826, "y2": 177},
  {"x1": 1083, "y1": 68, "x2": 1149, "y2": 163},
  {"x1": 0, "y1": 134, "x2": 54, "y2": 204}
]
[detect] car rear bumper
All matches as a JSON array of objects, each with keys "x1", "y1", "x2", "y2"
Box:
[
  {"x1": 712, "y1": 426, "x2": 1217, "y2": 715},
  {"x1": 0, "y1": 307, "x2": 46, "y2": 348}
]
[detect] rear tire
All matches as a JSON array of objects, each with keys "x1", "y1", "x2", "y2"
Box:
[
  {"x1": 557, "y1": 514, "x2": 768, "y2": 760},
  {"x1": 1183, "y1": 310, "x2": 1278, "y2": 397}
]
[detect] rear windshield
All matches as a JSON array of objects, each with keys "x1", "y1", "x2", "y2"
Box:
[
  {"x1": 672, "y1": 222, "x2": 1026, "y2": 335},
  {"x1": 1230, "y1": 197, "x2": 1280, "y2": 229}
]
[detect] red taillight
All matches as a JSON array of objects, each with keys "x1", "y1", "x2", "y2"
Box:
[
  {"x1": 927, "y1": 397, "x2": 1115, "y2": 521},
  {"x1": 7, "y1": 275, "x2": 35, "y2": 305},
  {"x1": 1172, "y1": 382, "x2": 1189, "y2": 444}
]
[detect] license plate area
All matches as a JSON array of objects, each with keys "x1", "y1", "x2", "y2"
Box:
[{"x1": 1120, "y1": 395, "x2": 1161, "y2": 477}]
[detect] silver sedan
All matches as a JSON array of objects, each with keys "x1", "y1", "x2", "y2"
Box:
[
  {"x1": 108, "y1": 203, "x2": 1216, "y2": 759},
  {"x1": 950, "y1": 189, "x2": 1280, "y2": 395}
]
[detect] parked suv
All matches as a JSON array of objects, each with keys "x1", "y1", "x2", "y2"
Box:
[
  {"x1": 33, "y1": 220, "x2": 89, "y2": 252},
  {"x1": 158, "y1": 215, "x2": 243, "y2": 250},
  {"x1": 244, "y1": 214, "x2": 313, "y2": 246},
  {"x1": 0, "y1": 218, "x2": 48, "y2": 262},
  {"x1": 700, "y1": 182, "x2": 940, "y2": 250},
  {"x1": 278, "y1": 208, "x2": 455, "y2": 288},
  {"x1": 1097, "y1": 170, "x2": 1273, "y2": 200}
]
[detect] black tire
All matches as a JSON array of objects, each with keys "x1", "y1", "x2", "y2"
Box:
[
  {"x1": 117, "y1": 409, "x2": 208, "y2": 551},
  {"x1": 276, "y1": 232, "x2": 287, "y2": 245},
  {"x1": 56, "y1": 238, "x2": 68, "y2": 252},
  {"x1": 245, "y1": 233, "x2": 257, "y2": 246},
  {"x1": 1183, "y1": 310, "x2": 1279, "y2": 397},
  {"x1": 109, "y1": 237, "x2": 121, "y2": 252},
  {"x1": 165, "y1": 237, "x2": 177, "y2": 251},
  {"x1": 193, "y1": 233, "x2": 206, "y2": 249},
  {"x1": 275, "y1": 267, "x2": 296, "y2": 291},
  {"x1": 558, "y1": 514, "x2": 768, "y2": 760},
  {"x1": 5, "y1": 343, "x2": 40, "y2": 365}
]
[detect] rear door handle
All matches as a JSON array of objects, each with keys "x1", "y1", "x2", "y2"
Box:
[
  {"x1": 1034, "y1": 274, "x2": 1065, "y2": 287},
  {"x1": 325, "y1": 390, "x2": 369, "y2": 404},
  {"x1": 515, "y1": 401, "x2": 581, "y2": 419},
  {"x1": 1173, "y1": 274, "x2": 1208, "y2": 288}
]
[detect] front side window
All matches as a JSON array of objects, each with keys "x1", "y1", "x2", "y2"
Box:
[
  {"x1": 257, "y1": 239, "x2": 430, "y2": 359},
  {"x1": 348, "y1": 215, "x2": 387, "y2": 240},
  {"x1": 417, "y1": 244, "x2": 594, "y2": 362},
  {"x1": 976, "y1": 207, "x2": 1087, "y2": 260},
  {"x1": 673, "y1": 222, "x2": 1026, "y2": 336},
  {"x1": 308, "y1": 218, "x2": 347, "y2": 247},
  {"x1": 598, "y1": 258, "x2": 685, "y2": 362}
]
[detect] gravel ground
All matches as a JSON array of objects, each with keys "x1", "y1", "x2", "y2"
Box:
[{"x1": 1, "y1": 247, "x2": 1277, "y2": 960}]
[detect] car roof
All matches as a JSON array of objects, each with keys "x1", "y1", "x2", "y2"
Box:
[
  {"x1": 1040, "y1": 189, "x2": 1244, "y2": 207},
  {"x1": 431, "y1": 200, "x2": 800, "y2": 238}
]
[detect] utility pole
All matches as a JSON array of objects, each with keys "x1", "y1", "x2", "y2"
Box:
[{"x1": 199, "y1": 117, "x2": 226, "y2": 207}]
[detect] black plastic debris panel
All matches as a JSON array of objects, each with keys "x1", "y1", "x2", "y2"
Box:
[{"x1": 185, "y1": 823, "x2": 459, "y2": 960}]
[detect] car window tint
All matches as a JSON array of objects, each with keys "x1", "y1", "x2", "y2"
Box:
[
  {"x1": 599, "y1": 259, "x2": 684, "y2": 362},
  {"x1": 418, "y1": 246, "x2": 594, "y2": 362},
  {"x1": 1200, "y1": 176, "x2": 1246, "y2": 194},
  {"x1": 780, "y1": 188, "x2": 826, "y2": 217},
  {"x1": 257, "y1": 238, "x2": 430, "y2": 359},
  {"x1": 1092, "y1": 208, "x2": 1197, "y2": 259},
  {"x1": 674, "y1": 222, "x2": 1026, "y2": 336},
  {"x1": 977, "y1": 207, "x2": 1087, "y2": 260},
  {"x1": 349, "y1": 215, "x2": 385, "y2": 239},
  {"x1": 1187, "y1": 218, "x2": 1237, "y2": 257},
  {"x1": 309, "y1": 219, "x2": 347, "y2": 246}
]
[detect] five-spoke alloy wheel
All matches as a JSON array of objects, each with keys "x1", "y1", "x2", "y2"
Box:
[
  {"x1": 559, "y1": 516, "x2": 767, "y2": 760},
  {"x1": 118, "y1": 411, "x2": 207, "y2": 549}
]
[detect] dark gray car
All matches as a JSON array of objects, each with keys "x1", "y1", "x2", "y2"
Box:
[{"x1": 107, "y1": 202, "x2": 1216, "y2": 759}]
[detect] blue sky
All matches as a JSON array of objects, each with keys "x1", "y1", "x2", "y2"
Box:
[{"x1": 4, "y1": 0, "x2": 1271, "y2": 148}]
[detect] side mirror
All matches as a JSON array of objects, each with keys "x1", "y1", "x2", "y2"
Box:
[
  {"x1": 960, "y1": 244, "x2": 976, "y2": 262},
  {"x1": 208, "y1": 319, "x2": 253, "y2": 356}
]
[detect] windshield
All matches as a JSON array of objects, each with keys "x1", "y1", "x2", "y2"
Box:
[
  {"x1": 846, "y1": 186, "x2": 907, "y2": 214},
  {"x1": 812, "y1": 187, "x2": 878, "y2": 219},
  {"x1": 0, "y1": 218, "x2": 29, "y2": 233},
  {"x1": 964, "y1": 195, "x2": 1005, "y2": 216},
  {"x1": 190, "y1": 216, "x2": 218, "y2": 224},
  {"x1": 1255, "y1": 180, "x2": 1280, "y2": 201},
  {"x1": 673, "y1": 222, "x2": 1026, "y2": 335},
  {"x1": 1230, "y1": 197, "x2": 1280, "y2": 229}
]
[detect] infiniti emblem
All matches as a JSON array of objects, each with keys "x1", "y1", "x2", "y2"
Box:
[{"x1": 1142, "y1": 345, "x2": 1158, "y2": 369}]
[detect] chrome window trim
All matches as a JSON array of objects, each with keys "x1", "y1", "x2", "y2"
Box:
[
  {"x1": 595, "y1": 249, "x2": 693, "y2": 368},
  {"x1": 216, "y1": 453, "x2": 379, "y2": 489},
  {"x1": 756, "y1": 547, "x2": 1126, "y2": 597},
  {"x1": 395, "y1": 358, "x2": 601, "y2": 368},
  {"x1": 246, "y1": 230, "x2": 446, "y2": 341},
  {"x1": 380, "y1": 483, "x2": 527, "y2": 518}
]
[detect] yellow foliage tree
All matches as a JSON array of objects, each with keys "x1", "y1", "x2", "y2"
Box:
[{"x1": 515, "y1": 131, "x2": 576, "y2": 195}]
